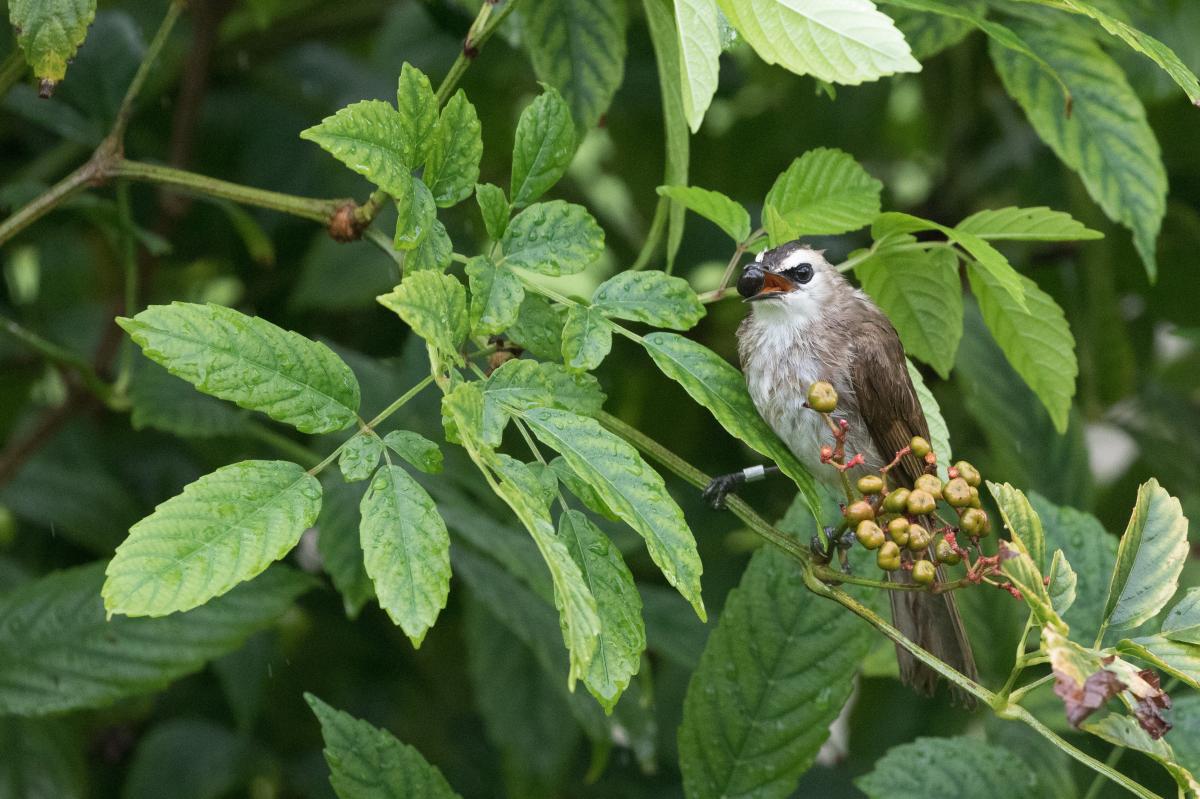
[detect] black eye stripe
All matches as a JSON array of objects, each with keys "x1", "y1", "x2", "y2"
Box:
[{"x1": 783, "y1": 263, "x2": 814, "y2": 284}]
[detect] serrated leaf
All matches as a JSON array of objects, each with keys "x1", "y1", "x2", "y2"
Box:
[
  {"x1": 679, "y1": 546, "x2": 872, "y2": 799},
  {"x1": 550, "y1": 457, "x2": 619, "y2": 521},
  {"x1": 987, "y1": 481, "x2": 1047, "y2": 572},
  {"x1": 967, "y1": 265, "x2": 1076, "y2": 433},
  {"x1": 856, "y1": 242, "x2": 962, "y2": 378},
  {"x1": 511, "y1": 86, "x2": 577, "y2": 208},
  {"x1": 1048, "y1": 549, "x2": 1077, "y2": 615},
  {"x1": 1100, "y1": 478, "x2": 1189, "y2": 636},
  {"x1": 558, "y1": 509, "x2": 644, "y2": 711},
  {"x1": 424, "y1": 90, "x2": 482, "y2": 207},
  {"x1": 501, "y1": 200, "x2": 605, "y2": 275},
  {"x1": 522, "y1": 0, "x2": 628, "y2": 131},
  {"x1": 591, "y1": 269, "x2": 705, "y2": 330},
  {"x1": 407, "y1": 219, "x2": 452, "y2": 273},
  {"x1": 990, "y1": 23, "x2": 1166, "y2": 279},
  {"x1": 378, "y1": 272, "x2": 467, "y2": 364},
  {"x1": 539, "y1": 363, "x2": 606, "y2": 415},
  {"x1": 763, "y1": 148, "x2": 882, "y2": 244},
  {"x1": 1082, "y1": 713, "x2": 1200, "y2": 796},
  {"x1": 674, "y1": 0, "x2": 722, "y2": 132},
  {"x1": 383, "y1": 430, "x2": 443, "y2": 474},
  {"x1": 300, "y1": 100, "x2": 412, "y2": 196},
  {"x1": 505, "y1": 293, "x2": 565, "y2": 361},
  {"x1": 906, "y1": 359, "x2": 951, "y2": 481},
  {"x1": 306, "y1": 694, "x2": 462, "y2": 799},
  {"x1": 0, "y1": 716, "x2": 83, "y2": 798},
  {"x1": 103, "y1": 460, "x2": 321, "y2": 616},
  {"x1": 360, "y1": 464, "x2": 450, "y2": 647},
  {"x1": 1031, "y1": 493, "x2": 1115, "y2": 645},
  {"x1": 956, "y1": 206, "x2": 1104, "y2": 241},
  {"x1": 1162, "y1": 589, "x2": 1200, "y2": 646},
  {"x1": 482, "y1": 359, "x2": 554, "y2": 444},
  {"x1": 0, "y1": 563, "x2": 312, "y2": 716},
  {"x1": 395, "y1": 61, "x2": 439, "y2": 168},
  {"x1": 855, "y1": 736, "x2": 1041, "y2": 798},
  {"x1": 339, "y1": 434, "x2": 383, "y2": 482},
  {"x1": 882, "y1": 0, "x2": 981, "y2": 59},
  {"x1": 561, "y1": 305, "x2": 613, "y2": 371},
  {"x1": 715, "y1": 0, "x2": 919, "y2": 85},
  {"x1": 316, "y1": 477, "x2": 374, "y2": 619},
  {"x1": 393, "y1": 175, "x2": 436, "y2": 251},
  {"x1": 656, "y1": 185, "x2": 750, "y2": 242},
  {"x1": 466, "y1": 256, "x2": 524, "y2": 336},
  {"x1": 1118, "y1": 636, "x2": 1200, "y2": 692},
  {"x1": 641, "y1": 332, "x2": 820, "y2": 518},
  {"x1": 1001, "y1": 546, "x2": 1063, "y2": 632},
  {"x1": 9, "y1": 0, "x2": 97, "y2": 85},
  {"x1": 475, "y1": 183, "x2": 510, "y2": 239},
  {"x1": 515, "y1": 407, "x2": 705, "y2": 619},
  {"x1": 119, "y1": 302, "x2": 361, "y2": 434},
  {"x1": 129, "y1": 356, "x2": 250, "y2": 438}
]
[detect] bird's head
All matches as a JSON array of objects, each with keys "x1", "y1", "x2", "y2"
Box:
[{"x1": 737, "y1": 241, "x2": 838, "y2": 325}]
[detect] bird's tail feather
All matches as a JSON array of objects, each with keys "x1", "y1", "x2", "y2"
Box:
[{"x1": 887, "y1": 566, "x2": 978, "y2": 707}]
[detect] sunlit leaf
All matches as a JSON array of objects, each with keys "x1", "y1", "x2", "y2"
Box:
[
  {"x1": 592, "y1": 269, "x2": 705, "y2": 330},
  {"x1": 656, "y1": 185, "x2": 750, "y2": 243},
  {"x1": 956, "y1": 206, "x2": 1103, "y2": 241},
  {"x1": 475, "y1": 183, "x2": 510, "y2": 239},
  {"x1": 501, "y1": 201, "x2": 605, "y2": 275},
  {"x1": 511, "y1": 86, "x2": 576, "y2": 208},
  {"x1": 9, "y1": 0, "x2": 97, "y2": 85},
  {"x1": 673, "y1": 0, "x2": 722, "y2": 132},
  {"x1": 764, "y1": 148, "x2": 882, "y2": 243},
  {"x1": 300, "y1": 100, "x2": 412, "y2": 196},
  {"x1": 561, "y1": 305, "x2": 613, "y2": 372}
]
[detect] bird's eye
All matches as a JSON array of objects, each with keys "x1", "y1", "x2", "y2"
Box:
[{"x1": 784, "y1": 263, "x2": 814, "y2": 284}]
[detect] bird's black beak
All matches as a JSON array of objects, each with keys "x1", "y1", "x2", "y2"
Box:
[{"x1": 739, "y1": 267, "x2": 795, "y2": 302}]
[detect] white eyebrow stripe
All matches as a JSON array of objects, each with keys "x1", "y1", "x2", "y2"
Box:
[
  {"x1": 754, "y1": 250, "x2": 765, "y2": 263},
  {"x1": 780, "y1": 249, "x2": 814, "y2": 270}
]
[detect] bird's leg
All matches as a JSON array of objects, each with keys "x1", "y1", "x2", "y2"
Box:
[{"x1": 701, "y1": 465, "x2": 780, "y2": 509}]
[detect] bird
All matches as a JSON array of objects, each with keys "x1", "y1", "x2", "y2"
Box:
[{"x1": 715, "y1": 239, "x2": 978, "y2": 701}]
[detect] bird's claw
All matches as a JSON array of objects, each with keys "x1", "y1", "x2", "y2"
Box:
[{"x1": 701, "y1": 473, "x2": 741, "y2": 510}]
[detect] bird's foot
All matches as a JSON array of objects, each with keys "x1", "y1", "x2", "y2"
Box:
[{"x1": 701, "y1": 472, "x2": 743, "y2": 510}]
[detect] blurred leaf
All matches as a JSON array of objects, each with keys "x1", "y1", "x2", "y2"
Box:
[
  {"x1": 103, "y1": 460, "x2": 321, "y2": 617},
  {"x1": 855, "y1": 736, "x2": 1041, "y2": 798},
  {"x1": 906, "y1": 359, "x2": 951, "y2": 481},
  {"x1": 123, "y1": 719, "x2": 249, "y2": 799},
  {"x1": 424, "y1": 90, "x2": 481, "y2": 207},
  {"x1": 522, "y1": 0, "x2": 628, "y2": 131},
  {"x1": 644, "y1": 0, "x2": 690, "y2": 268},
  {"x1": 955, "y1": 206, "x2": 1104, "y2": 241},
  {"x1": 1082, "y1": 713, "x2": 1199, "y2": 795},
  {"x1": 984, "y1": 715, "x2": 1077, "y2": 799},
  {"x1": 764, "y1": 148, "x2": 883, "y2": 243},
  {"x1": 378, "y1": 271, "x2": 468, "y2": 365},
  {"x1": 1100, "y1": 478, "x2": 1189, "y2": 635},
  {"x1": 0, "y1": 716, "x2": 83, "y2": 799},
  {"x1": 306, "y1": 693, "x2": 462, "y2": 799},
  {"x1": 8, "y1": 0, "x2": 96, "y2": 85},
  {"x1": 316, "y1": 477, "x2": 373, "y2": 619},
  {"x1": 0, "y1": 563, "x2": 312, "y2": 716},
  {"x1": 506, "y1": 293, "x2": 565, "y2": 361},
  {"x1": 592, "y1": 269, "x2": 705, "y2": 330},
  {"x1": 1171, "y1": 695, "x2": 1200, "y2": 777},
  {"x1": 715, "y1": 0, "x2": 919, "y2": 85},
  {"x1": 655, "y1": 185, "x2": 750, "y2": 242},
  {"x1": 990, "y1": 23, "x2": 1166, "y2": 279},
  {"x1": 500, "y1": 200, "x2": 605, "y2": 275},
  {"x1": 475, "y1": 183, "x2": 510, "y2": 239},
  {"x1": 360, "y1": 463, "x2": 450, "y2": 647},
  {"x1": 967, "y1": 266, "x2": 1076, "y2": 433},
  {"x1": 856, "y1": 242, "x2": 962, "y2": 378},
  {"x1": 300, "y1": 100, "x2": 414, "y2": 196},
  {"x1": 561, "y1": 305, "x2": 613, "y2": 371},
  {"x1": 466, "y1": 256, "x2": 524, "y2": 337},
  {"x1": 291, "y1": 235, "x2": 398, "y2": 311},
  {"x1": 119, "y1": 302, "x2": 361, "y2": 434},
  {"x1": 510, "y1": 85, "x2": 576, "y2": 209},
  {"x1": 883, "y1": 0, "x2": 982, "y2": 59},
  {"x1": 673, "y1": 0, "x2": 722, "y2": 131},
  {"x1": 1031, "y1": 493, "x2": 1115, "y2": 644},
  {"x1": 678, "y1": 546, "x2": 872, "y2": 799},
  {"x1": 128, "y1": 357, "x2": 251, "y2": 438},
  {"x1": 338, "y1": 433, "x2": 383, "y2": 482},
  {"x1": 383, "y1": 430, "x2": 443, "y2": 474}
]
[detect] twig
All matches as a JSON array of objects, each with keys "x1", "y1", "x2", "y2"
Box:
[
  {"x1": 0, "y1": 316, "x2": 119, "y2": 407},
  {"x1": 111, "y1": 1, "x2": 187, "y2": 142}
]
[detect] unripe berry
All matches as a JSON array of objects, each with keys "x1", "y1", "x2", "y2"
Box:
[
  {"x1": 877, "y1": 541, "x2": 902, "y2": 571},
  {"x1": 953, "y1": 460, "x2": 981, "y2": 487},
  {"x1": 906, "y1": 489, "x2": 936, "y2": 516},
  {"x1": 887, "y1": 517, "x2": 910, "y2": 546},
  {"x1": 912, "y1": 559, "x2": 936, "y2": 585},
  {"x1": 844, "y1": 500, "x2": 875, "y2": 524},
  {"x1": 909, "y1": 436, "x2": 932, "y2": 458},
  {"x1": 935, "y1": 538, "x2": 962, "y2": 565},
  {"x1": 960, "y1": 507, "x2": 989, "y2": 536},
  {"x1": 915, "y1": 474, "x2": 943, "y2": 500},
  {"x1": 857, "y1": 474, "x2": 885, "y2": 495},
  {"x1": 943, "y1": 477, "x2": 972, "y2": 507},
  {"x1": 856, "y1": 520, "x2": 885, "y2": 550},
  {"x1": 882, "y1": 488, "x2": 910, "y2": 514},
  {"x1": 807, "y1": 381, "x2": 838, "y2": 413},
  {"x1": 907, "y1": 524, "x2": 932, "y2": 552},
  {"x1": 969, "y1": 486, "x2": 982, "y2": 509}
]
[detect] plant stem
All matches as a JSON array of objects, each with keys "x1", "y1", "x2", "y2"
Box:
[
  {"x1": 113, "y1": 181, "x2": 138, "y2": 394},
  {"x1": 1083, "y1": 747, "x2": 1128, "y2": 799},
  {"x1": 0, "y1": 163, "x2": 95, "y2": 246},
  {"x1": 365, "y1": 374, "x2": 435, "y2": 429},
  {"x1": 0, "y1": 316, "x2": 120, "y2": 408},
  {"x1": 630, "y1": 196, "x2": 669, "y2": 272},
  {"x1": 112, "y1": 0, "x2": 186, "y2": 140},
  {"x1": 1007, "y1": 672, "x2": 1054, "y2": 705},
  {"x1": 998, "y1": 612, "x2": 1037, "y2": 699}
]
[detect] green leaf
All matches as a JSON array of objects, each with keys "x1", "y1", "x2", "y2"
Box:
[
  {"x1": 501, "y1": 200, "x2": 605, "y2": 275},
  {"x1": 1082, "y1": 713, "x2": 1200, "y2": 796},
  {"x1": 856, "y1": 736, "x2": 1042, "y2": 798},
  {"x1": 521, "y1": 0, "x2": 629, "y2": 131},
  {"x1": 673, "y1": 0, "x2": 722, "y2": 131},
  {"x1": 300, "y1": 100, "x2": 413, "y2": 196},
  {"x1": 511, "y1": 86, "x2": 577, "y2": 209},
  {"x1": 715, "y1": 0, "x2": 919, "y2": 85},
  {"x1": 591, "y1": 269, "x2": 705, "y2": 330},
  {"x1": 466, "y1": 256, "x2": 524, "y2": 337},
  {"x1": 118, "y1": 302, "x2": 361, "y2": 434},
  {"x1": 9, "y1": 0, "x2": 97, "y2": 85},
  {"x1": 482, "y1": 359, "x2": 554, "y2": 444},
  {"x1": 1001, "y1": 547, "x2": 1063, "y2": 632},
  {"x1": 906, "y1": 359, "x2": 951, "y2": 481},
  {"x1": 506, "y1": 294, "x2": 565, "y2": 361},
  {"x1": 679, "y1": 547, "x2": 872, "y2": 799},
  {"x1": 1100, "y1": 478, "x2": 1190, "y2": 635},
  {"x1": 395, "y1": 61, "x2": 439, "y2": 168},
  {"x1": 1031, "y1": 493, "x2": 1115, "y2": 644},
  {"x1": 360, "y1": 464, "x2": 451, "y2": 647},
  {"x1": 558, "y1": 510, "x2": 645, "y2": 711},
  {"x1": 1048, "y1": 549, "x2": 1078, "y2": 616},
  {"x1": 539, "y1": 363, "x2": 606, "y2": 416},
  {"x1": 0, "y1": 716, "x2": 83, "y2": 798},
  {"x1": 424, "y1": 90, "x2": 482, "y2": 207},
  {"x1": 655, "y1": 185, "x2": 751, "y2": 242},
  {"x1": 306, "y1": 693, "x2": 462, "y2": 799},
  {"x1": 956, "y1": 206, "x2": 1104, "y2": 241},
  {"x1": 561, "y1": 305, "x2": 613, "y2": 371},
  {"x1": 383, "y1": 430, "x2": 443, "y2": 474},
  {"x1": 967, "y1": 265, "x2": 1076, "y2": 433},
  {"x1": 393, "y1": 175, "x2": 436, "y2": 251},
  {"x1": 550, "y1": 457, "x2": 619, "y2": 521},
  {"x1": 763, "y1": 148, "x2": 883, "y2": 244},
  {"x1": 1162, "y1": 588, "x2": 1200, "y2": 645},
  {"x1": 316, "y1": 477, "x2": 374, "y2": 619},
  {"x1": 882, "y1": 0, "x2": 982, "y2": 59},
  {"x1": 475, "y1": 183, "x2": 510, "y2": 239},
  {"x1": 856, "y1": 242, "x2": 962, "y2": 378},
  {"x1": 103, "y1": 460, "x2": 321, "y2": 616},
  {"x1": 0, "y1": 563, "x2": 312, "y2": 716},
  {"x1": 641, "y1": 332, "x2": 821, "y2": 517},
  {"x1": 378, "y1": 272, "x2": 468, "y2": 364},
  {"x1": 129, "y1": 357, "x2": 250, "y2": 438},
  {"x1": 1171, "y1": 695, "x2": 1200, "y2": 778},
  {"x1": 515, "y1": 407, "x2": 705, "y2": 619},
  {"x1": 123, "y1": 719, "x2": 247, "y2": 799},
  {"x1": 407, "y1": 219, "x2": 452, "y2": 273},
  {"x1": 987, "y1": 481, "x2": 1047, "y2": 572},
  {"x1": 989, "y1": 23, "x2": 1167, "y2": 279},
  {"x1": 1117, "y1": 636, "x2": 1200, "y2": 692},
  {"x1": 645, "y1": 0, "x2": 690, "y2": 270},
  {"x1": 339, "y1": 433, "x2": 383, "y2": 482}
]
